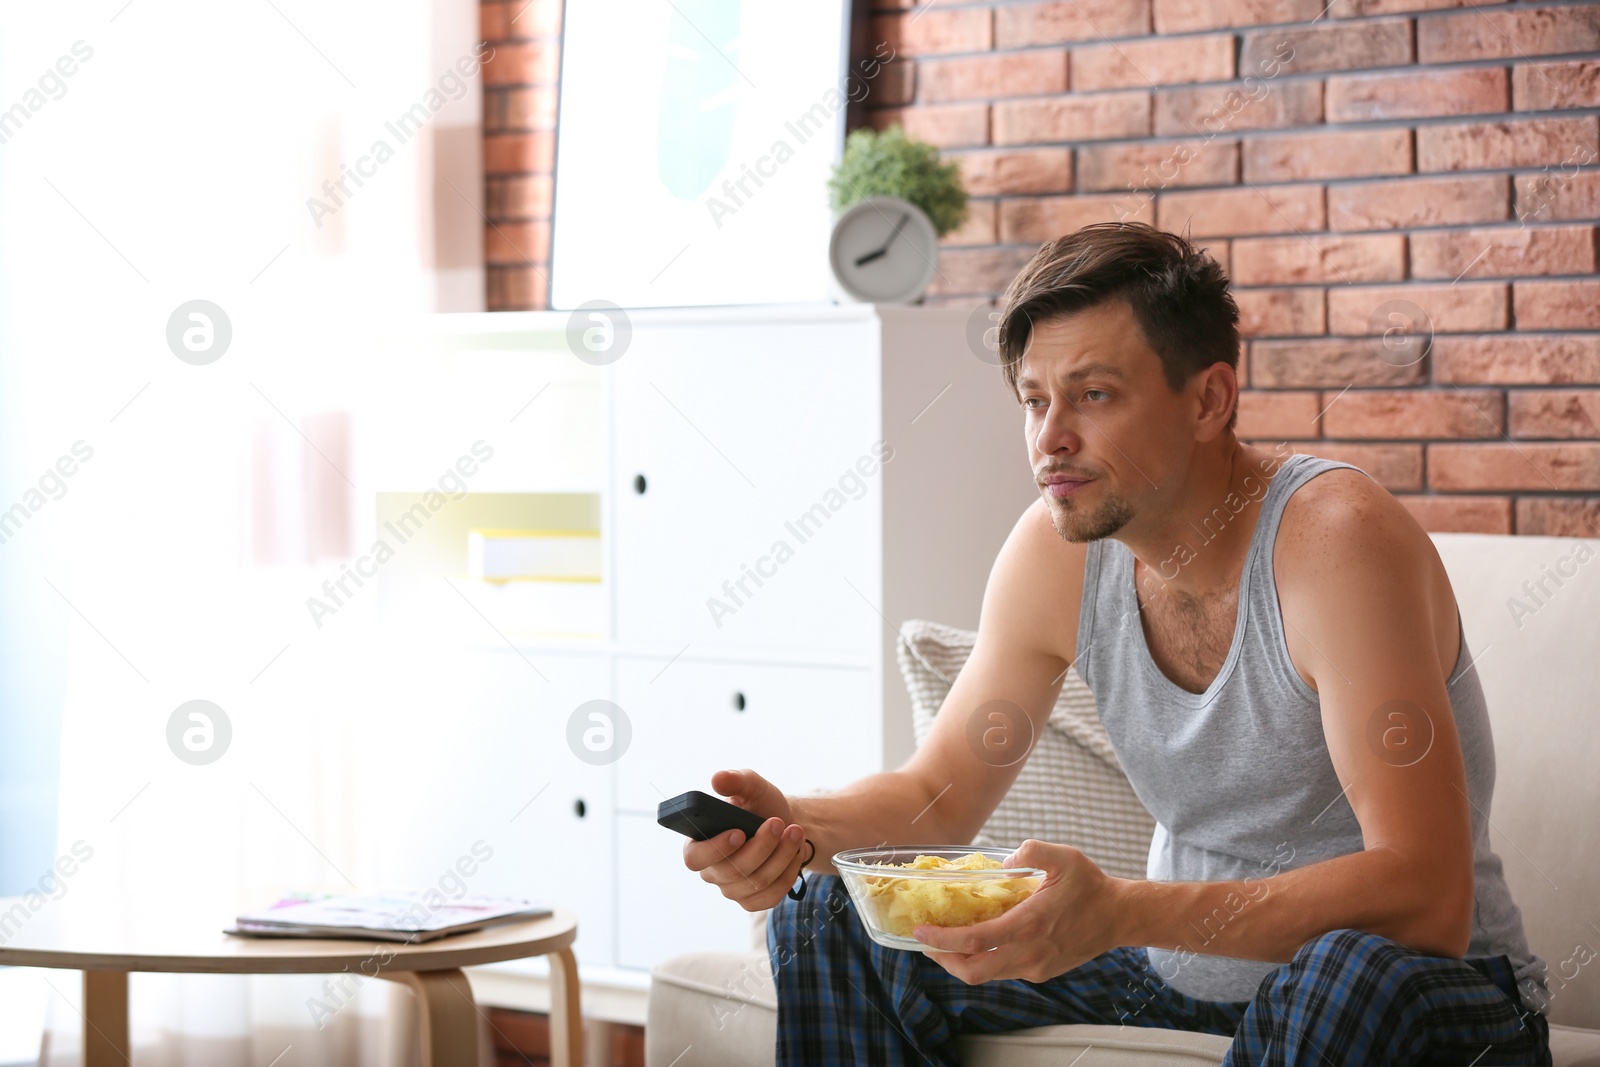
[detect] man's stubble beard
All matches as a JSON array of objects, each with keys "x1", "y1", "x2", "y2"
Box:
[{"x1": 1048, "y1": 492, "x2": 1135, "y2": 543}]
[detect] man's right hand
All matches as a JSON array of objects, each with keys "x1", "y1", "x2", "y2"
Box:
[{"x1": 682, "y1": 768, "x2": 810, "y2": 912}]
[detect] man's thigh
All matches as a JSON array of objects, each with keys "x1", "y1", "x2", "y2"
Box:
[{"x1": 771, "y1": 873, "x2": 1244, "y2": 1042}]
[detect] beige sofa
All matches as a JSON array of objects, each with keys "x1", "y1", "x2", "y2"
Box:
[{"x1": 647, "y1": 532, "x2": 1600, "y2": 1066}]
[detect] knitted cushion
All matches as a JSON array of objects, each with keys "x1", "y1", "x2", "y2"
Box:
[{"x1": 896, "y1": 619, "x2": 1156, "y2": 881}]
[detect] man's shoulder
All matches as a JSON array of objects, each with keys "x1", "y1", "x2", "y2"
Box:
[
  {"x1": 1276, "y1": 463, "x2": 1425, "y2": 565},
  {"x1": 1274, "y1": 461, "x2": 1450, "y2": 627}
]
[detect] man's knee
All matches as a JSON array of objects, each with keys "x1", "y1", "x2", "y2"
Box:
[
  {"x1": 1292, "y1": 927, "x2": 1394, "y2": 963},
  {"x1": 1279, "y1": 927, "x2": 1426, "y2": 995}
]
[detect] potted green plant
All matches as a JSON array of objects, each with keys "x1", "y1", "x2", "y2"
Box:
[{"x1": 827, "y1": 125, "x2": 969, "y2": 237}]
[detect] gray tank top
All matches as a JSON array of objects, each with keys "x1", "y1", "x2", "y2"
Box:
[{"x1": 1074, "y1": 452, "x2": 1549, "y2": 1012}]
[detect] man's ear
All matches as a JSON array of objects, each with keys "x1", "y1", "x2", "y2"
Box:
[{"x1": 1193, "y1": 362, "x2": 1239, "y2": 444}]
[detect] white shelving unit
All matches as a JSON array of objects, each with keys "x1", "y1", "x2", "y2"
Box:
[{"x1": 354, "y1": 303, "x2": 1036, "y2": 1017}]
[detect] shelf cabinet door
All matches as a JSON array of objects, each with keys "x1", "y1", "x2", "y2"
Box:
[
  {"x1": 611, "y1": 656, "x2": 876, "y2": 814},
  {"x1": 359, "y1": 642, "x2": 617, "y2": 967},
  {"x1": 615, "y1": 811, "x2": 760, "y2": 971},
  {"x1": 611, "y1": 317, "x2": 882, "y2": 656}
]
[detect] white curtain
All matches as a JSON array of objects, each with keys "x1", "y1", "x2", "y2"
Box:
[{"x1": 1, "y1": 0, "x2": 489, "y2": 1062}]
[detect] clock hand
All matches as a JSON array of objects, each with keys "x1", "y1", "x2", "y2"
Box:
[{"x1": 853, "y1": 211, "x2": 912, "y2": 268}]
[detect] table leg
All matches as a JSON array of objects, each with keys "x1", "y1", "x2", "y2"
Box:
[
  {"x1": 379, "y1": 969, "x2": 479, "y2": 1067},
  {"x1": 82, "y1": 970, "x2": 130, "y2": 1067},
  {"x1": 548, "y1": 945, "x2": 584, "y2": 1067}
]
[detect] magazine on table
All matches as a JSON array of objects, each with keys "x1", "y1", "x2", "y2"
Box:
[{"x1": 227, "y1": 891, "x2": 552, "y2": 943}]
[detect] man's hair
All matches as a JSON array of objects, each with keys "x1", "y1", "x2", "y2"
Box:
[{"x1": 995, "y1": 222, "x2": 1241, "y2": 432}]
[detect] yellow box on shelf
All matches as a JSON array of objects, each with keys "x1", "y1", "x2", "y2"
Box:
[{"x1": 466, "y1": 528, "x2": 602, "y2": 583}]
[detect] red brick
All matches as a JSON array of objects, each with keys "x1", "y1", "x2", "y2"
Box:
[
  {"x1": 928, "y1": 247, "x2": 1040, "y2": 296},
  {"x1": 872, "y1": 59, "x2": 916, "y2": 108},
  {"x1": 1236, "y1": 391, "x2": 1323, "y2": 438},
  {"x1": 1513, "y1": 281, "x2": 1600, "y2": 330},
  {"x1": 1155, "y1": 82, "x2": 1322, "y2": 136},
  {"x1": 482, "y1": 88, "x2": 506, "y2": 134},
  {"x1": 953, "y1": 148, "x2": 1072, "y2": 196},
  {"x1": 503, "y1": 87, "x2": 558, "y2": 130},
  {"x1": 1232, "y1": 234, "x2": 1406, "y2": 285},
  {"x1": 996, "y1": 0, "x2": 1151, "y2": 47},
  {"x1": 481, "y1": 42, "x2": 559, "y2": 86},
  {"x1": 487, "y1": 266, "x2": 548, "y2": 311},
  {"x1": 1327, "y1": 283, "x2": 1509, "y2": 334},
  {"x1": 1515, "y1": 170, "x2": 1600, "y2": 224},
  {"x1": 919, "y1": 51, "x2": 1068, "y2": 103},
  {"x1": 999, "y1": 195, "x2": 1155, "y2": 242},
  {"x1": 1243, "y1": 20, "x2": 1413, "y2": 74},
  {"x1": 486, "y1": 175, "x2": 552, "y2": 220},
  {"x1": 1072, "y1": 35, "x2": 1234, "y2": 91},
  {"x1": 484, "y1": 221, "x2": 550, "y2": 265},
  {"x1": 1330, "y1": 0, "x2": 1504, "y2": 15},
  {"x1": 1157, "y1": 185, "x2": 1325, "y2": 238},
  {"x1": 869, "y1": 104, "x2": 989, "y2": 148},
  {"x1": 1515, "y1": 498, "x2": 1600, "y2": 537},
  {"x1": 1236, "y1": 288, "x2": 1326, "y2": 338},
  {"x1": 1278, "y1": 441, "x2": 1425, "y2": 490},
  {"x1": 1417, "y1": 117, "x2": 1599, "y2": 172},
  {"x1": 942, "y1": 200, "x2": 998, "y2": 246},
  {"x1": 1434, "y1": 335, "x2": 1600, "y2": 385},
  {"x1": 1323, "y1": 389, "x2": 1504, "y2": 439},
  {"x1": 1154, "y1": 0, "x2": 1322, "y2": 32},
  {"x1": 482, "y1": 0, "x2": 562, "y2": 41},
  {"x1": 1078, "y1": 140, "x2": 1239, "y2": 192},
  {"x1": 1327, "y1": 68, "x2": 1508, "y2": 123},
  {"x1": 1328, "y1": 175, "x2": 1509, "y2": 231},
  {"x1": 872, "y1": 9, "x2": 993, "y2": 56},
  {"x1": 1514, "y1": 60, "x2": 1600, "y2": 111},
  {"x1": 994, "y1": 94, "x2": 1151, "y2": 145},
  {"x1": 1429, "y1": 443, "x2": 1600, "y2": 491},
  {"x1": 1251, "y1": 339, "x2": 1426, "y2": 388},
  {"x1": 1243, "y1": 128, "x2": 1413, "y2": 182},
  {"x1": 481, "y1": 2, "x2": 511, "y2": 43},
  {"x1": 1509, "y1": 390, "x2": 1600, "y2": 439},
  {"x1": 1397, "y1": 496, "x2": 1513, "y2": 534},
  {"x1": 1418, "y1": 6, "x2": 1600, "y2": 63},
  {"x1": 1410, "y1": 226, "x2": 1597, "y2": 280},
  {"x1": 484, "y1": 132, "x2": 554, "y2": 174}
]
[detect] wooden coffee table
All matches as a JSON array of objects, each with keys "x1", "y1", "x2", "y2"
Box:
[{"x1": 0, "y1": 897, "x2": 582, "y2": 1067}]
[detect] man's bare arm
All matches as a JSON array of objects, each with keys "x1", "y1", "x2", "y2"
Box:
[
  {"x1": 689, "y1": 501, "x2": 1080, "y2": 906},
  {"x1": 795, "y1": 500, "x2": 1081, "y2": 875}
]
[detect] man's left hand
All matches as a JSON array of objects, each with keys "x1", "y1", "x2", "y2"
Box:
[{"x1": 913, "y1": 840, "x2": 1127, "y2": 984}]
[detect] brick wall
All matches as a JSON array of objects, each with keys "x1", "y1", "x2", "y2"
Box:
[
  {"x1": 478, "y1": 0, "x2": 1599, "y2": 536},
  {"x1": 864, "y1": 0, "x2": 1600, "y2": 536},
  {"x1": 481, "y1": 0, "x2": 561, "y2": 311}
]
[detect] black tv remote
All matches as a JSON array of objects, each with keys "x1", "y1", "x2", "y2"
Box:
[{"x1": 657, "y1": 789, "x2": 767, "y2": 842}]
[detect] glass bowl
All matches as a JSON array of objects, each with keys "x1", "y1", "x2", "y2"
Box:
[{"x1": 832, "y1": 846, "x2": 1046, "y2": 953}]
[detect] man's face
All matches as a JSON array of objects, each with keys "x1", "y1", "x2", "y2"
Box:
[{"x1": 1015, "y1": 299, "x2": 1186, "y2": 543}]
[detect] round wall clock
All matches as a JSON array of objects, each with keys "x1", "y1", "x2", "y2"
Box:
[{"x1": 828, "y1": 195, "x2": 939, "y2": 304}]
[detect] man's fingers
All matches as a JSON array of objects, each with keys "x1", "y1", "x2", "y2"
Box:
[
  {"x1": 742, "y1": 824, "x2": 805, "y2": 892},
  {"x1": 915, "y1": 917, "x2": 1005, "y2": 954},
  {"x1": 701, "y1": 817, "x2": 785, "y2": 888},
  {"x1": 683, "y1": 827, "x2": 749, "y2": 872}
]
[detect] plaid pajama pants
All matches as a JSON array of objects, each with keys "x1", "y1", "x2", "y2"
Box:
[{"x1": 768, "y1": 873, "x2": 1551, "y2": 1066}]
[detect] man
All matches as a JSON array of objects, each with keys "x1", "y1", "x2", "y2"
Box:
[{"x1": 681, "y1": 222, "x2": 1552, "y2": 1066}]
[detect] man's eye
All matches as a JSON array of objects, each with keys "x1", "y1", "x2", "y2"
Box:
[
  {"x1": 1022, "y1": 397, "x2": 1044, "y2": 409},
  {"x1": 1082, "y1": 389, "x2": 1109, "y2": 402}
]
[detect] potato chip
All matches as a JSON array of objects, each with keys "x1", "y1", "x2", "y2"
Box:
[{"x1": 857, "y1": 851, "x2": 1040, "y2": 937}]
